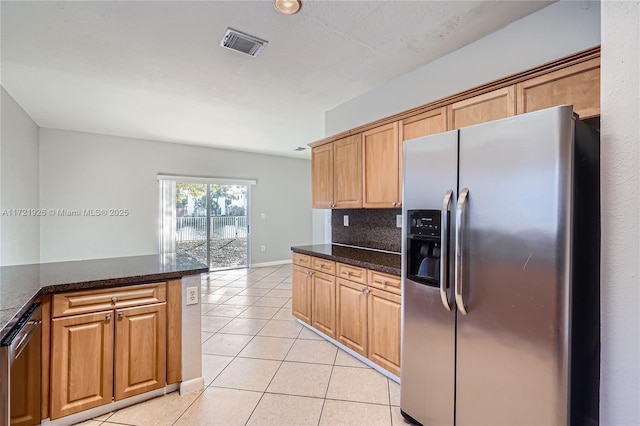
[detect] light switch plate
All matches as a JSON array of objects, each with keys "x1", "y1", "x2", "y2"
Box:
[
  {"x1": 396, "y1": 214, "x2": 403, "y2": 228},
  {"x1": 343, "y1": 215, "x2": 349, "y2": 226}
]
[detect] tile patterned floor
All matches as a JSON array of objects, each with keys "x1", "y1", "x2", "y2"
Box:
[{"x1": 76, "y1": 265, "x2": 408, "y2": 426}]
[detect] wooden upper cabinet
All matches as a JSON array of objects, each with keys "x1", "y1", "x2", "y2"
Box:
[
  {"x1": 399, "y1": 107, "x2": 448, "y2": 198},
  {"x1": 448, "y1": 86, "x2": 516, "y2": 130},
  {"x1": 362, "y1": 122, "x2": 400, "y2": 208},
  {"x1": 516, "y1": 57, "x2": 600, "y2": 119},
  {"x1": 312, "y1": 134, "x2": 362, "y2": 209},
  {"x1": 311, "y1": 144, "x2": 333, "y2": 209},
  {"x1": 333, "y1": 134, "x2": 362, "y2": 208},
  {"x1": 400, "y1": 107, "x2": 448, "y2": 142}
]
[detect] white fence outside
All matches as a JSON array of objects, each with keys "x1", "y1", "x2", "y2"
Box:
[{"x1": 176, "y1": 216, "x2": 248, "y2": 241}]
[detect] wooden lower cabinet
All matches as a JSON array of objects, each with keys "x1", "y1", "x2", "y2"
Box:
[
  {"x1": 336, "y1": 279, "x2": 401, "y2": 375},
  {"x1": 367, "y1": 288, "x2": 401, "y2": 376},
  {"x1": 311, "y1": 271, "x2": 336, "y2": 339},
  {"x1": 292, "y1": 265, "x2": 312, "y2": 323},
  {"x1": 50, "y1": 283, "x2": 171, "y2": 420},
  {"x1": 292, "y1": 252, "x2": 401, "y2": 376},
  {"x1": 336, "y1": 278, "x2": 368, "y2": 356},
  {"x1": 114, "y1": 303, "x2": 167, "y2": 400},
  {"x1": 50, "y1": 311, "x2": 114, "y2": 419}
]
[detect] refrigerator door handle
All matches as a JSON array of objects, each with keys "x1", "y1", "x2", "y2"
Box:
[
  {"x1": 440, "y1": 189, "x2": 454, "y2": 311},
  {"x1": 455, "y1": 188, "x2": 469, "y2": 315}
]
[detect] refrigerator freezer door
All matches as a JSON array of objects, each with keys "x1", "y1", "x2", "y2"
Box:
[
  {"x1": 455, "y1": 106, "x2": 574, "y2": 425},
  {"x1": 400, "y1": 130, "x2": 458, "y2": 425}
]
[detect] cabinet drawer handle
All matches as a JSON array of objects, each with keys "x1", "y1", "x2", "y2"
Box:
[
  {"x1": 375, "y1": 279, "x2": 388, "y2": 286},
  {"x1": 111, "y1": 296, "x2": 118, "y2": 303},
  {"x1": 308, "y1": 271, "x2": 314, "y2": 276},
  {"x1": 318, "y1": 263, "x2": 324, "y2": 268},
  {"x1": 118, "y1": 312, "x2": 124, "y2": 318},
  {"x1": 105, "y1": 314, "x2": 111, "y2": 321},
  {"x1": 360, "y1": 287, "x2": 366, "y2": 293},
  {"x1": 346, "y1": 271, "x2": 352, "y2": 276}
]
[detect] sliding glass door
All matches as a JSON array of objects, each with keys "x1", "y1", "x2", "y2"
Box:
[
  {"x1": 207, "y1": 184, "x2": 248, "y2": 269},
  {"x1": 162, "y1": 179, "x2": 250, "y2": 270}
]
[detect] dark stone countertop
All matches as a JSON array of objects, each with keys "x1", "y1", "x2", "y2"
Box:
[
  {"x1": 0, "y1": 253, "x2": 208, "y2": 341},
  {"x1": 291, "y1": 244, "x2": 401, "y2": 276}
]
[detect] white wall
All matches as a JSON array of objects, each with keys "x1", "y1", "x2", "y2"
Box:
[
  {"x1": 326, "y1": 0, "x2": 601, "y2": 134},
  {"x1": 600, "y1": 2, "x2": 640, "y2": 424},
  {"x1": 0, "y1": 87, "x2": 40, "y2": 266},
  {"x1": 39, "y1": 128, "x2": 312, "y2": 264}
]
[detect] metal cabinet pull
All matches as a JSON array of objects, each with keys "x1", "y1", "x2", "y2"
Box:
[
  {"x1": 455, "y1": 188, "x2": 469, "y2": 315},
  {"x1": 440, "y1": 189, "x2": 454, "y2": 311},
  {"x1": 346, "y1": 271, "x2": 352, "y2": 276},
  {"x1": 105, "y1": 314, "x2": 111, "y2": 321},
  {"x1": 118, "y1": 312, "x2": 124, "y2": 318},
  {"x1": 111, "y1": 296, "x2": 117, "y2": 303}
]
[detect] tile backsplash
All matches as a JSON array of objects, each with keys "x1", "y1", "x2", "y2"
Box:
[{"x1": 331, "y1": 209, "x2": 401, "y2": 253}]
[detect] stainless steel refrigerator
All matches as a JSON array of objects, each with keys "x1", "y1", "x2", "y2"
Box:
[{"x1": 400, "y1": 105, "x2": 600, "y2": 426}]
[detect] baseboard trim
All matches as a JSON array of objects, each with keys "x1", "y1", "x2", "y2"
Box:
[
  {"x1": 297, "y1": 321, "x2": 400, "y2": 383},
  {"x1": 180, "y1": 377, "x2": 204, "y2": 395},
  {"x1": 41, "y1": 383, "x2": 180, "y2": 426},
  {"x1": 250, "y1": 259, "x2": 292, "y2": 268}
]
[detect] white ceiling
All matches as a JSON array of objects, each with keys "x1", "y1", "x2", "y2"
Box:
[{"x1": 1, "y1": 0, "x2": 552, "y2": 158}]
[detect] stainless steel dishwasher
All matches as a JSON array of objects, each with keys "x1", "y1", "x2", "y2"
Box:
[{"x1": 0, "y1": 303, "x2": 42, "y2": 426}]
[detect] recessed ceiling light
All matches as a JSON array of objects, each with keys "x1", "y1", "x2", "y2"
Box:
[
  {"x1": 293, "y1": 147, "x2": 307, "y2": 152},
  {"x1": 274, "y1": 0, "x2": 301, "y2": 15}
]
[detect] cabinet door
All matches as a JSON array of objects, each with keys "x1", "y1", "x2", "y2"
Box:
[
  {"x1": 336, "y1": 278, "x2": 368, "y2": 355},
  {"x1": 292, "y1": 265, "x2": 312, "y2": 324},
  {"x1": 311, "y1": 144, "x2": 333, "y2": 209},
  {"x1": 516, "y1": 57, "x2": 600, "y2": 119},
  {"x1": 448, "y1": 86, "x2": 516, "y2": 130},
  {"x1": 114, "y1": 303, "x2": 167, "y2": 400},
  {"x1": 311, "y1": 271, "x2": 336, "y2": 339},
  {"x1": 399, "y1": 107, "x2": 448, "y2": 201},
  {"x1": 51, "y1": 311, "x2": 114, "y2": 420},
  {"x1": 333, "y1": 134, "x2": 362, "y2": 208},
  {"x1": 367, "y1": 288, "x2": 401, "y2": 377},
  {"x1": 10, "y1": 326, "x2": 41, "y2": 426},
  {"x1": 362, "y1": 122, "x2": 400, "y2": 208}
]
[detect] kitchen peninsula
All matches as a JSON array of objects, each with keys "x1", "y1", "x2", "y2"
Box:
[{"x1": 0, "y1": 253, "x2": 208, "y2": 425}]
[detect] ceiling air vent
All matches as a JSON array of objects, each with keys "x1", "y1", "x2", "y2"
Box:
[{"x1": 219, "y1": 28, "x2": 268, "y2": 57}]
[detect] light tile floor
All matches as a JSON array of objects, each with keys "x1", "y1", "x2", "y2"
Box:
[{"x1": 76, "y1": 265, "x2": 408, "y2": 426}]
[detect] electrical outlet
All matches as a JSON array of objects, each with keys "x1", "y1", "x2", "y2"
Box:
[
  {"x1": 261, "y1": 245, "x2": 266, "y2": 252},
  {"x1": 187, "y1": 287, "x2": 198, "y2": 305},
  {"x1": 343, "y1": 215, "x2": 349, "y2": 226},
  {"x1": 396, "y1": 214, "x2": 403, "y2": 228}
]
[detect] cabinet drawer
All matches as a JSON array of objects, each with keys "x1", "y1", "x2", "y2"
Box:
[
  {"x1": 53, "y1": 283, "x2": 167, "y2": 318},
  {"x1": 368, "y1": 271, "x2": 401, "y2": 295},
  {"x1": 292, "y1": 253, "x2": 312, "y2": 268},
  {"x1": 311, "y1": 257, "x2": 336, "y2": 274},
  {"x1": 336, "y1": 263, "x2": 367, "y2": 284}
]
